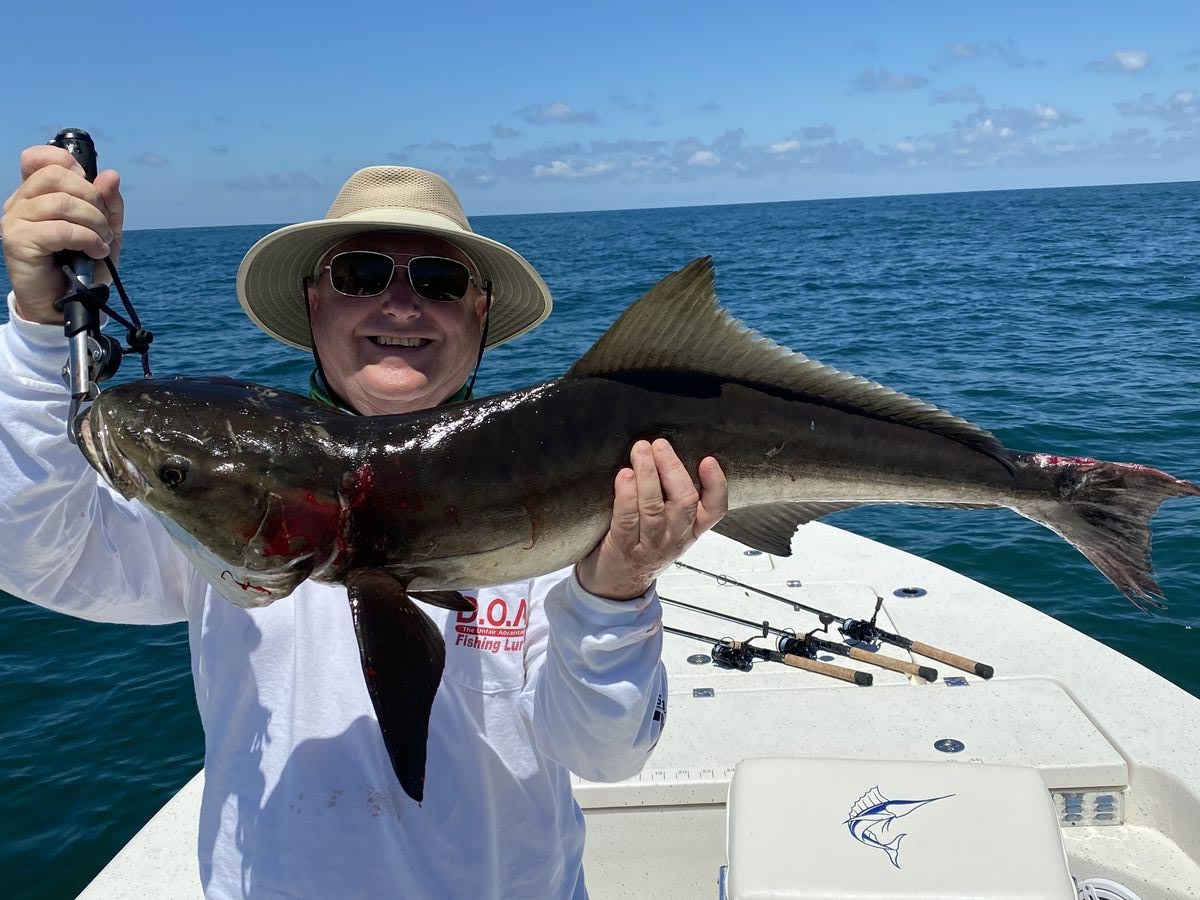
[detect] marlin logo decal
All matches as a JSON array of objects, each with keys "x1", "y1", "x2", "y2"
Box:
[{"x1": 844, "y1": 786, "x2": 954, "y2": 869}]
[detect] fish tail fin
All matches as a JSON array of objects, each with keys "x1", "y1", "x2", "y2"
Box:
[
  {"x1": 1017, "y1": 455, "x2": 1200, "y2": 611},
  {"x1": 884, "y1": 832, "x2": 905, "y2": 869}
]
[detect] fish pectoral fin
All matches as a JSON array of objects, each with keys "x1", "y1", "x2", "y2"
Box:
[
  {"x1": 713, "y1": 502, "x2": 863, "y2": 556},
  {"x1": 369, "y1": 567, "x2": 477, "y2": 613},
  {"x1": 346, "y1": 568, "x2": 445, "y2": 804},
  {"x1": 410, "y1": 590, "x2": 476, "y2": 613}
]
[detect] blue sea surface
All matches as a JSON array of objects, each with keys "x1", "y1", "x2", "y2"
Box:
[{"x1": 2, "y1": 182, "x2": 1198, "y2": 899}]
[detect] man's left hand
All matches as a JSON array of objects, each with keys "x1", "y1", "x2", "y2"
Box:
[{"x1": 576, "y1": 439, "x2": 728, "y2": 601}]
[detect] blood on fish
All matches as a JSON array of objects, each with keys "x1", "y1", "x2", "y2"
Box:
[
  {"x1": 221, "y1": 570, "x2": 271, "y2": 594},
  {"x1": 255, "y1": 491, "x2": 343, "y2": 561},
  {"x1": 1032, "y1": 453, "x2": 1161, "y2": 476},
  {"x1": 1032, "y1": 453, "x2": 1100, "y2": 468},
  {"x1": 523, "y1": 503, "x2": 543, "y2": 550},
  {"x1": 345, "y1": 462, "x2": 376, "y2": 507}
]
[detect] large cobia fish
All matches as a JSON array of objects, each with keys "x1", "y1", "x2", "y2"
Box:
[{"x1": 77, "y1": 258, "x2": 1199, "y2": 801}]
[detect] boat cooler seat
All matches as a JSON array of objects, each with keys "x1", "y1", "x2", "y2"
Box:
[{"x1": 723, "y1": 757, "x2": 1075, "y2": 900}]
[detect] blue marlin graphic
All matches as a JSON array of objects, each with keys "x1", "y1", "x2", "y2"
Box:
[{"x1": 844, "y1": 786, "x2": 955, "y2": 869}]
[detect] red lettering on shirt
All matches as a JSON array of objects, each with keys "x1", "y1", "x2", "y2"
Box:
[{"x1": 453, "y1": 595, "x2": 528, "y2": 650}]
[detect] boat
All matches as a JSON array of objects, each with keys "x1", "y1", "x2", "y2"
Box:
[{"x1": 76, "y1": 523, "x2": 1200, "y2": 899}]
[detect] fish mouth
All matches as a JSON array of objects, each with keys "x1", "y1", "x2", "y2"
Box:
[{"x1": 78, "y1": 412, "x2": 144, "y2": 500}]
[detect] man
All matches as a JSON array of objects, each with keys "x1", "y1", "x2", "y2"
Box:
[{"x1": 0, "y1": 147, "x2": 727, "y2": 898}]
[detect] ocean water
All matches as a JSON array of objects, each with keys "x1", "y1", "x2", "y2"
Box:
[{"x1": 2, "y1": 182, "x2": 1198, "y2": 899}]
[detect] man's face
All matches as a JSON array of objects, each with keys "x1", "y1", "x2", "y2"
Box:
[{"x1": 308, "y1": 232, "x2": 489, "y2": 416}]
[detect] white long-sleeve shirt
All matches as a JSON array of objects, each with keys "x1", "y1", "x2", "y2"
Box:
[{"x1": 0, "y1": 295, "x2": 668, "y2": 900}]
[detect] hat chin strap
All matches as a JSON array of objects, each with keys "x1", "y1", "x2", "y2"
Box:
[
  {"x1": 465, "y1": 280, "x2": 493, "y2": 396},
  {"x1": 301, "y1": 277, "x2": 492, "y2": 414},
  {"x1": 303, "y1": 277, "x2": 356, "y2": 413}
]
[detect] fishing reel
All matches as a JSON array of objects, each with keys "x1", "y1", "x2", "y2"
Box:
[
  {"x1": 776, "y1": 633, "x2": 809, "y2": 658},
  {"x1": 711, "y1": 640, "x2": 754, "y2": 672},
  {"x1": 48, "y1": 128, "x2": 153, "y2": 442},
  {"x1": 838, "y1": 595, "x2": 888, "y2": 645}
]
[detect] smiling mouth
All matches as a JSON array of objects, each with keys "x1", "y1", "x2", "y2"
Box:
[{"x1": 369, "y1": 336, "x2": 431, "y2": 348}]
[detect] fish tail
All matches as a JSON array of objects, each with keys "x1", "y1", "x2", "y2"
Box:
[
  {"x1": 884, "y1": 832, "x2": 905, "y2": 869},
  {"x1": 1016, "y1": 454, "x2": 1200, "y2": 611}
]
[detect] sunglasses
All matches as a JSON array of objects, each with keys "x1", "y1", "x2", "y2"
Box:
[{"x1": 321, "y1": 251, "x2": 483, "y2": 301}]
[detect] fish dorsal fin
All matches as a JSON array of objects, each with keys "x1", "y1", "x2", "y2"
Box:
[
  {"x1": 849, "y1": 786, "x2": 890, "y2": 818},
  {"x1": 569, "y1": 257, "x2": 1009, "y2": 464}
]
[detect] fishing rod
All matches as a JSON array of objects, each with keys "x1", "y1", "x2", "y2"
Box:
[
  {"x1": 672, "y1": 560, "x2": 994, "y2": 679},
  {"x1": 664, "y1": 623, "x2": 873, "y2": 686},
  {"x1": 48, "y1": 128, "x2": 153, "y2": 443},
  {"x1": 661, "y1": 595, "x2": 938, "y2": 682}
]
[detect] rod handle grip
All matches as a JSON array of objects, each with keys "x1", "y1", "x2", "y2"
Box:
[
  {"x1": 49, "y1": 128, "x2": 99, "y2": 279},
  {"x1": 780, "y1": 653, "x2": 873, "y2": 686},
  {"x1": 844, "y1": 646, "x2": 938, "y2": 682},
  {"x1": 909, "y1": 640, "x2": 994, "y2": 679}
]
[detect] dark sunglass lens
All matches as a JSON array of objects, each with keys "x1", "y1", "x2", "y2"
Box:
[
  {"x1": 330, "y1": 253, "x2": 394, "y2": 296},
  {"x1": 409, "y1": 257, "x2": 470, "y2": 301}
]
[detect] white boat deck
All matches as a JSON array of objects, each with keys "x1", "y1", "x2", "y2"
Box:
[{"x1": 78, "y1": 524, "x2": 1200, "y2": 899}]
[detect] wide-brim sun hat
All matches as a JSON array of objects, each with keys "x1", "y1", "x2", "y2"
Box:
[{"x1": 236, "y1": 166, "x2": 552, "y2": 351}]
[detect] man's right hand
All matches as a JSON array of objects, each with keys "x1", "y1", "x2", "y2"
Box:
[{"x1": 1, "y1": 145, "x2": 124, "y2": 324}]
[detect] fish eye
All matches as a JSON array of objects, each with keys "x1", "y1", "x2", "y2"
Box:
[{"x1": 158, "y1": 456, "x2": 191, "y2": 488}]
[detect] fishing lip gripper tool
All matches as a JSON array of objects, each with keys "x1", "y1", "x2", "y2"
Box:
[{"x1": 49, "y1": 129, "x2": 153, "y2": 444}]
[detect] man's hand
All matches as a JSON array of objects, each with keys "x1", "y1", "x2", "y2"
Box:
[
  {"x1": 1, "y1": 145, "x2": 124, "y2": 324},
  {"x1": 576, "y1": 438, "x2": 728, "y2": 601}
]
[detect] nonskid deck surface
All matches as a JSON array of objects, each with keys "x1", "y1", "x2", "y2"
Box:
[
  {"x1": 578, "y1": 527, "x2": 1200, "y2": 899},
  {"x1": 78, "y1": 526, "x2": 1200, "y2": 900}
]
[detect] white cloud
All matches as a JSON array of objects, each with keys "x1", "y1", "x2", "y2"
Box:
[
  {"x1": 1033, "y1": 105, "x2": 1066, "y2": 128},
  {"x1": 1114, "y1": 50, "x2": 1150, "y2": 71},
  {"x1": 853, "y1": 67, "x2": 929, "y2": 92},
  {"x1": 532, "y1": 160, "x2": 570, "y2": 177},
  {"x1": 531, "y1": 159, "x2": 615, "y2": 179},
  {"x1": 955, "y1": 104, "x2": 1081, "y2": 144},
  {"x1": 1115, "y1": 89, "x2": 1199, "y2": 131},
  {"x1": 132, "y1": 151, "x2": 169, "y2": 167},
  {"x1": 1088, "y1": 49, "x2": 1151, "y2": 73},
  {"x1": 938, "y1": 39, "x2": 1034, "y2": 68},
  {"x1": 516, "y1": 101, "x2": 599, "y2": 125},
  {"x1": 932, "y1": 85, "x2": 984, "y2": 105},
  {"x1": 219, "y1": 172, "x2": 322, "y2": 191},
  {"x1": 410, "y1": 91, "x2": 1193, "y2": 190},
  {"x1": 964, "y1": 118, "x2": 1011, "y2": 142},
  {"x1": 611, "y1": 92, "x2": 656, "y2": 113}
]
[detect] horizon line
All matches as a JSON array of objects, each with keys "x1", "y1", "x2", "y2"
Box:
[{"x1": 125, "y1": 176, "x2": 1200, "y2": 233}]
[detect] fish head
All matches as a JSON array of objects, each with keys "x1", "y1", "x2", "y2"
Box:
[{"x1": 78, "y1": 377, "x2": 355, "y2": 606}]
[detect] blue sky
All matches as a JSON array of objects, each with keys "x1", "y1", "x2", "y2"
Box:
[{"x1": 1, "y1": 0, "x2": 1197, "y2": 228}]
